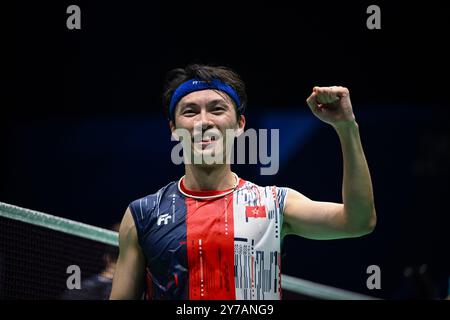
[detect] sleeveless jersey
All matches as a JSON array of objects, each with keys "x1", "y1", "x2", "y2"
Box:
[{"x1": 128, "y1": 178, "x2": 288, "y2": 300}]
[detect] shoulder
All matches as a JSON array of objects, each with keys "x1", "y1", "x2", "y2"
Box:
[
  {"x1": 240, "y1": 179, "x2": 288, "y2": 193},
  {"x1": 238, "y1": 179, "x2": 289, "y2": 208},
  {"x1": 128, "y1": 181, "x2": 178, "y2": 221}
]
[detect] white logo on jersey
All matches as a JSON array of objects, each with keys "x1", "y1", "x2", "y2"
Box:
[{"x1": 157, "y1": 213, "x2": 172, "y2": 226}]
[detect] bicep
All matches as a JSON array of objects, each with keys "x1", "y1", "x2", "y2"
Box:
[
  {"x1": 110, "y1": 208, "x2": 145, "y2": 299},
  {"x1": 282, "y1": 188, "x2": 349, "y2": 240}
]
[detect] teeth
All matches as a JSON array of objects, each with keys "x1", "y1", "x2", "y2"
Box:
[
  {"x1": 201, "y1": 137, "x2": 217, "y2": 142},
  {"x1": 193, "y1": 133, "x2": 220, "y2": 142}
]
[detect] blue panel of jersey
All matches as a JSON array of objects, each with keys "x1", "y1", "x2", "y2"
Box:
[{"x1": 129, "y1": 182, "x2": 188, "y2": 299}]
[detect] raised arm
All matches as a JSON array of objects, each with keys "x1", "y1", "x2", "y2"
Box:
[
  {"x1": 110, "y1": 208, "x2": 146, "y2": 299},
  {"x1": 282, "y1": 86, "x2": 376, "y2": 240}
]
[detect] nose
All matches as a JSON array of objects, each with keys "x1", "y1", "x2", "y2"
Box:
[{"x1": 196, "y1": 109, "x2": 214, "y2": 130}]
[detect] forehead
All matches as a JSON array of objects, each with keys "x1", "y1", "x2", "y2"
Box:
[{"x1": 177, "y1": 89, "x2": 232, "y2": 107}]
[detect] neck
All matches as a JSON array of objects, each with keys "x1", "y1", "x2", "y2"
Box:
[{"x1": 184, "y1": 164, "x2": 235, "y2": 191}]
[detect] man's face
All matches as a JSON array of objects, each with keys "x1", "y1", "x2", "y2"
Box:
[{"x1": 170, "y1": 89, "x2": 245, "y2": 165}]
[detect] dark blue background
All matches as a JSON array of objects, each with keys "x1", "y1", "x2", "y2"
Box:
[{"x1": 7, "y1": 1, "x2": 449, "y2": 299}]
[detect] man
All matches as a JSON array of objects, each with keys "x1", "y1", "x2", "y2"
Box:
[{"x1": 110, "y1": 64, "x2": 376, "y2": 300}]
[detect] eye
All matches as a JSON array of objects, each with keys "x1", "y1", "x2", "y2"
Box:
[
  {"x1": 212, "y1": 106, "x2": 226, "y2": 113},
  {"x1": 182, "y1": 109, "x2": 196, "y2": 116}
]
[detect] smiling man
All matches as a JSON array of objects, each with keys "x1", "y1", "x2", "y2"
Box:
[{"x1": 110, "y1": 64, "x2": 376, "y2": 300}]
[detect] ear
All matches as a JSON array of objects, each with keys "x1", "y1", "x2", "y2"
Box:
[
  {"x1": 235, "y1": 114, "x2": 246, "y2": 137},
  {"x1": 169, "y1": 120, "x2": 179, "y2": 140}
]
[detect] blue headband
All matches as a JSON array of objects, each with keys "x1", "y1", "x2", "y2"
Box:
[{"x1": 168, "y1": 78, "x2": 242, "y2": 121}]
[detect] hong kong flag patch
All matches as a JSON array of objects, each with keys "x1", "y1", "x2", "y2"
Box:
[{"x1": 245, "y1": 205, "x2": 267, "y2": 218}]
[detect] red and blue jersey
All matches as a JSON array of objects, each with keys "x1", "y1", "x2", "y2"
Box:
[{"x1": 128, "y1": 178, "x2": 288, "y2": 300}]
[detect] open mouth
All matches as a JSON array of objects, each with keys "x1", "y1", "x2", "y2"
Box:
[
  {"x1": 197, "y1": 137, "x2": 218, "y2": 149},
  {"x1": 192, "y1": 133, "x2": 220, "y2": 146},
  {"x1": 190, "y1": 135, "x2": 221, "y2": 152},
  {"x1": 200, "y1": 140, "x2": 215, "y2": 145}
]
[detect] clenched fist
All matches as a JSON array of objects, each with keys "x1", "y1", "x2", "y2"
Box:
[{"x1": 306, "y1": 86, "x2": 356, "y2": 128}]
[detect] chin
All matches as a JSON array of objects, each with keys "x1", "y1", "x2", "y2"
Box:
[{"x1": 190, "y1": 148, "x2": 228, "y2": 165}]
